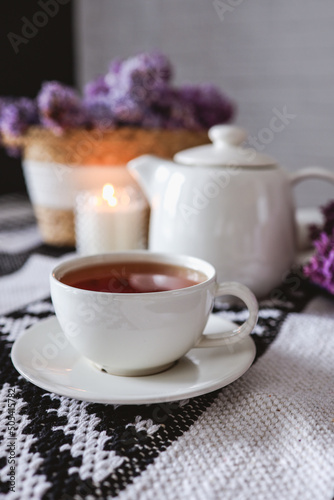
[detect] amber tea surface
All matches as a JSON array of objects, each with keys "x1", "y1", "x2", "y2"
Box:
[{"x1": 60, "y1": 261, "x2": 207, "y2": 293}]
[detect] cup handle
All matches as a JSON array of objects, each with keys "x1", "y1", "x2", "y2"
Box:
[{"x1": 195, "y1": 282, "x2": 258, "y2": 347}]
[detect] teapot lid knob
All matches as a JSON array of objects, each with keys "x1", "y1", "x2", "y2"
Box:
[
  {"x1": 208, "y1": 125, "x2": 247, "y2": 146},
  {"x1": 174, "y1": 124, "x2": 277, "y2": 167}
]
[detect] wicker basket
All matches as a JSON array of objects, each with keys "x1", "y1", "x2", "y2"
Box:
[{"x1": 6, "y1": 126, "x2": 210, "y2": 246}]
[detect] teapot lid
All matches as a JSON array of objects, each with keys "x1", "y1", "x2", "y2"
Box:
[{"x1": 174, "y1": 125, "x2": 277, "y2": 168}]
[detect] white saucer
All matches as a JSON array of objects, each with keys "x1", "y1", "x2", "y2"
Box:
[{"x1": 11, "y1": 315, "x2": 256, "y2": 404}]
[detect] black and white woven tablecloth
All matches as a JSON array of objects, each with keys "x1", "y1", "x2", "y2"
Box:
[{"x1": 0, "y1": 194, "x2": 333, "y2": 500}]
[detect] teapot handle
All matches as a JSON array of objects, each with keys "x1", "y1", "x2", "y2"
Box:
[
  {"x1": 290, "y1": 167, "x2": 334, "y2": 186},
  {"x1": 290, "y1": 167, "x2": 334, "y2": 251}
]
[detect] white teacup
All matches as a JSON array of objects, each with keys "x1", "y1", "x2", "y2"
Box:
[{"x1": 50, "y1": 251, "x2": 258, "y2": 376}]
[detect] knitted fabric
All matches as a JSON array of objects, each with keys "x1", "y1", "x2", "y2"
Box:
[{"x1": 0, "y1": 195, "x2": 333, "y2": 500}]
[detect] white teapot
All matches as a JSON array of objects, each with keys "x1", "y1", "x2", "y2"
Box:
[{"x1": 128, "y1": 125, "x2": 334, "y2": 298}]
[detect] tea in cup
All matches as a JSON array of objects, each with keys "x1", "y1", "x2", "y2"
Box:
[{"x1": 50, "y1": 251, "x2": 258, "y2": 376}]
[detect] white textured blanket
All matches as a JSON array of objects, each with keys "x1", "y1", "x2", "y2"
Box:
[{"x1": 0, "y1": 196, "x2": 333, "y2": 500}]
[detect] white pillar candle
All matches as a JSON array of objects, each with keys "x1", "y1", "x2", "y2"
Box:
[{"x1": 75, "y1": 184, "x2": 149, "y2": 255}]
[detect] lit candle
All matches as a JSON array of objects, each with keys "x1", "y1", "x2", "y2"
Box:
[{"x1": 75, "y1": 183, "x2": 149, "y2": 255}]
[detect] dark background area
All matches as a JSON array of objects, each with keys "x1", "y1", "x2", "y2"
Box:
[{"x1": 0, "y1": 0, "x2": 75, "y2": 195}]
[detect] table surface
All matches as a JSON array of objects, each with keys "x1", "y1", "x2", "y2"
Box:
[{"x1": 0, "y1": 194, "x2": 333, "y2": 500}]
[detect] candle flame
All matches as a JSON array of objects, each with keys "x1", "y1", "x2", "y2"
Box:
[{"x1": 102, "y1": 184, "x2": 118, "y2": 207}]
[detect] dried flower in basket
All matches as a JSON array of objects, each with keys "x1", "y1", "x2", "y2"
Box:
[{"x1": 0, "y1": 51, "x2": 235, "y2": 156}]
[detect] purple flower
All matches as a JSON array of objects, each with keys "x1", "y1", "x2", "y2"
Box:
[
  {"x1": 37, "y1": 81, "x2": 88, "y2": 134},
  {"x1": 120, "y1": 51, "x2": 171, "y2": 88},
  {"x1": 321, "y1": 201, "x2": 334, "y2": 236},
  {"x1": 303, "y1": 231, "x2": 334, "y2": 294},
  {"x1": 103, "y1": 58, "x2": 123, "y2": 89},
  {"x1": 84, "y1": 75, "x2": 109, "y2": 99},
  {"x1": 155, "y1": 88, "x2": 200, "y2": 130},
  {"x1": 0, "y1": 97, "x2": 12, "y2": 116},
  {"x1": 110, "y1": 95, "x2": 146, "y2": 125},
  {"x1": 0, "y1": 51, "x2": 236, "y2": 145},
  {"x1": 82, "y1": 51, "x2": 235, "y2": 130},
  {"x1": 109, "y1": 58, "x2": 123, "y2": 75},
  {"x1": 309, "y1": 201, "x2": 334, "y2": 241},
  {"x1": 302, "y1": 199, "x2": 334, "y2": 294},
  {"x1": 0, "y1": 97, "x2": 39, "y2": 137},
  {"x1": 138, "y1": 107, "x2": 166, "y2": 129},
  {"x1": 179, "y1": 84, "x2": 235, "y2": 128},
  {"x1": 84, "y1": 97, "x2": 115, "y2": 130},
  {"x1": 103, "y1": 51, "x2": 173, "y2": 108},
  {"x1": 0, "y1": 98, "x2": 11, "y2": 143}
]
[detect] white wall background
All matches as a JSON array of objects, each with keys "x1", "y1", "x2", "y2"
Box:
[{"x1": 74, "y1": 0, "x2": 334, "y2": 208}]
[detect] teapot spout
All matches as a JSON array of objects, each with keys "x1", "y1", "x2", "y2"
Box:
[{"x1": 127, "y1": 154, "x2": 173, "y2": 203}]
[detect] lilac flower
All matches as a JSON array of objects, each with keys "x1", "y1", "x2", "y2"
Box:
[
  {"x1": 83, "y1": 93, "x2": 115, "y2": 129},
  {"x1": 109, "y1": 58, "x2": 123, "y2": 75},
  {"x1": 84, "y1": 75, "x2": 109, "y2": 99},
  {"x1": 303, "y1": 231, "x2": 334, "y2": 294},
  {"x1": 0, "y1": 98, "x2": 11, "y2": 143},
  {"x1": 103, "y1": 58, "x2": 123, "y2": 89},
  {"x1": 82, "y1": 51, "x2": 235, "y2": 130},
  {"x1": 140, "y1": 111, "x2": 165, "y2": 129},
  {"x1": 103, "y1": 51, "x2": 172, "y2": 108},
  {"x1": 0, "y1": 98, "x2": 39, "y2": 137},
  {"x1": 0, "y1": 51, "x2": 236, "y2": 145},
  {"x1": 309, "y1": 201, "x2": 334, "y2": 242},
  {"x1": 119, "y1": 51, "x2": 171, "y2": 90},
  {"x1": 179, "y1": 84, "x2": 235, "y2": 128},
  {"x1": 112, "y1": 94, "x2": 146, "y2": 125},
  {"x1": 37, "y1": 81, "x2": 88, "y2": 134},
  {"x1": 84, "y1": 102, "x2": 115, "y2": 130},
  {"x1": 321, "y1": 201, "x2": 334, "y2": 236},
  {"x1": 302, "y1": 200, "x2": 334, "y2": 294},
  {"x1": 0, "y1": 97, "x2": 13, "y2": 117},
  {"x1": 156, "y1": 88, "x2": 200, "y2": 130}
]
